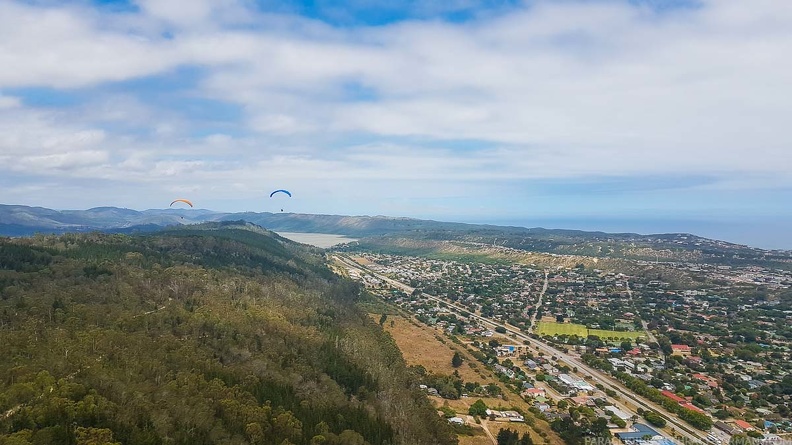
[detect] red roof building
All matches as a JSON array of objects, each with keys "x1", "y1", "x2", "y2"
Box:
[
  {"x1": 734, "y1": 420, "x2": 755, "y2": 432},
  {"x1": 661, "y1": 390, "x2": 686, "y2": 404},
  {"x1": 681, "y1": 403, "x2": 706, "y2": 414}
]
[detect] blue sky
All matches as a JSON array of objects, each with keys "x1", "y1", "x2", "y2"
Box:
[{"x1": 1, "y1": 0, "x2": 791, "y2": 248}]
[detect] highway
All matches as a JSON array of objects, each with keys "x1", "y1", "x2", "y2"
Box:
[{"x1": 334, "y1": 254, "x2": 710, "y2": 445}]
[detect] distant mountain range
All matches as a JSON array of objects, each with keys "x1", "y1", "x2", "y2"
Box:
[
  {"x1": 0, "y1": 204, "x2": 476, "y2": 236},
  {"x1": 0, "y1": 204, "x2": 675, "y2": 239},
  {"x1": 2, "y1": 204, "x2": 790, "y2": 268}
]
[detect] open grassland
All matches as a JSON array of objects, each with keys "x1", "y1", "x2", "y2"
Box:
[{"x1": 537, "y1": 321, "x2": 645, "y2": 340}]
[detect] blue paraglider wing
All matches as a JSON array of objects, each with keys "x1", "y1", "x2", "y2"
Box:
[{"x1": 270, "y1": 189, "x2": 292, "y2": 198}]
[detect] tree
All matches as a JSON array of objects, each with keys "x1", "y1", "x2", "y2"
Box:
[
  {"x1": 658, "y1": 338, "x2": 673, "y2": 356},
  {"x1": 498, "y1": 428, "x2": 519, "y2": 445},
  {"x1": 452, "y1": 352, "x2": 463, "y2": 368},
  {"x1": 714, "y1": 409, "x2": 730, "y2": 420},
  {"x1": 469, "y1": 399, "x2": 488, "y2": 417},
  {"x1": 643, "y1": 411, "x2": 667, "y2": 428},
  {"x1": 379, "y1": 314, "x2": 388, "y2": 326},
  {"x1": 75, "y1": 427, "x2": 121, "y2": 445},
  {"x1": 497, "y1": 428, "x2": 533, "y2": 445}
]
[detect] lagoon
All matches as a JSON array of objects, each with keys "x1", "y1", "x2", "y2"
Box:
[{"x1": 275, "y1": 232, "x2": 357, "y2": 248}]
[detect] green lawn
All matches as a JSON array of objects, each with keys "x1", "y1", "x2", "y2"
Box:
[
  {"x1": 589, "y1": 328, "x2": 645, "y2": 340},
  {"x1": 536, "y1": 322, "x2": 646, "y2": 341},
  {"x1": 536, "y1": 322, "x2": 588, "y2": 337}
]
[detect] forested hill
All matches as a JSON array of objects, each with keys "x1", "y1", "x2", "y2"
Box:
[{"x1": 0, "y1": 223, "x2": 457, "y2": 445}]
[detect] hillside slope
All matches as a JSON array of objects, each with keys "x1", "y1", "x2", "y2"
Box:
[{"x1": 0, "y1": 224, "x2": 457, "y2": 445}]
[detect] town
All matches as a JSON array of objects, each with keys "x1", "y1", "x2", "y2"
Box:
[{"x1": 334, "y1": 250, "x2": 792, "y2": 445}]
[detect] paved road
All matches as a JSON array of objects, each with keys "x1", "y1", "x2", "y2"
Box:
[
  {"x1": 641, "y1": 320, "x2": 659, "y2": 345},
  {"x1": 529, "y1": 271, "x2": 549, "y2": 331},
  {"x1": 624, "y1": 280, "x2": 657, "y2": 344},
  {"x1": 334, "y1": 254, "x2": 709, "y2": 445}
]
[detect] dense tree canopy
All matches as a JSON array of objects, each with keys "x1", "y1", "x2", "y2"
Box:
[{"x1": 0, "y1": 225, "x2": 457, "y2": 445}]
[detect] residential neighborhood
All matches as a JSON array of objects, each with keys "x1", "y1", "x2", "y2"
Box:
[{"x1": 337, "y1": 250, "x2": 792, "y2": 445}]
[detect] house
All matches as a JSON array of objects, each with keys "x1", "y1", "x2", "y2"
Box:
[
  {"x1": 496, "y1": 345, "x2": 518, "y2": 356},
  {"x1": 660, "y1": 390, "x2": 705, "y2": 413},
  {"x1": 671, "y1": 344, "x2": 692, "y2": 356},
  {"x1": 748, "y1": 380, "x2": 767, "y2": 390},
  {"x1": 682, "y1": 403, "x2": 706, "y2": 414},
  {"x1": 615, "y1": 424, "x2": 662, "y2": 442},
  {"x1": 495, "y1": 365, "x2": 516, "y2": 379},
  {"x1": 569, "y1": 396, "x2": 593, "y2": 406},
  {"x1": 715, "y1": 421, "x2": 742, "y2": 436},
  {"x1": 692, "y1": 373, "x2": 720, "y2": 388},
  {"x1": 685, "y1": 356, "x2": 703, "y2": 366},
  {"x1": 661, "y1": 390, "x2": 686, "y2": 404},
  {"x1": 522, "y1": 388, "x2": 546, "y2": 398},
  {"x1": 486, "y1": 409, "x2": 525, "y2": 422},
  {"x1": 607, "y1": 407, "x2": 633, "y2": 421},
  {"x1": 448, "y1": 417, "x2": 465, "y2": 425},
  {"x1": 734, "y1": 420, "x2": 756, "y2": 432}
]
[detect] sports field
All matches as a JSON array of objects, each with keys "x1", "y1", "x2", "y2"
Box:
[
  {"x1": 536, "y1": 322, "x2": 645, "y2": 340},
  {"x1": 590, "y1": 328, "x2": 645, "y2": 340},
  {"x1": 536, "y1": 322, "x2": 588, "y2": 337}
]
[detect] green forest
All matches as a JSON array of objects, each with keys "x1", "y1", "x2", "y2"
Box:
[{"x1": 0, "y1": 223, "x2": 457, "y2": 445}]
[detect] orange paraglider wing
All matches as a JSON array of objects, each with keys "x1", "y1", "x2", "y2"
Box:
[{"x1": 169, "y1": 199, "x2": 194, "y2": 208}]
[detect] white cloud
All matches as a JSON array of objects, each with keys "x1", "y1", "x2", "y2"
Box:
[
  {"x1": 0, "y1": 94, "x2": 20, "y2": 109},
  {"x1": 1, "y1": 0, "x2": 791, "y2": 214}
]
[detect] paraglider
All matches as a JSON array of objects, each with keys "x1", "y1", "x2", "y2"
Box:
[
  {"x1": 169, "y1": 199, "x2": 193, "y2": 219},
  {"x1": 169, "y1": 199, "x2": 194, "y2": 208},
  {"x1": 269, "y1": 190, "x2": 291, "y2": 198},
  {"x1": 270, "y1": 190, "x2": 291, "y2": 212}
]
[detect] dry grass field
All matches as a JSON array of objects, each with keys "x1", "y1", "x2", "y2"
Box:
[
  {"x1": 378, "y1": 314, "x2": 486, "y2": 383},
  {"x1": 376, "y1": 314, "x2": 565, "y2": 445},
  {"x1": 459, "y1": 435, "x2": 491, "y2": 445},
  {"x1": 350, "y1": 255, "x2": 374, "y2": 265}
]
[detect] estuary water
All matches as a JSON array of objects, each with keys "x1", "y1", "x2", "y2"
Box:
[{"x1": 275, "y1": 232, "x2": 358, "y2": 248}]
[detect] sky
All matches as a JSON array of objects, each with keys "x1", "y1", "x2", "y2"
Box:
[{"x1": 1, "y1": 0, "x2": 791, "y2": 248}]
